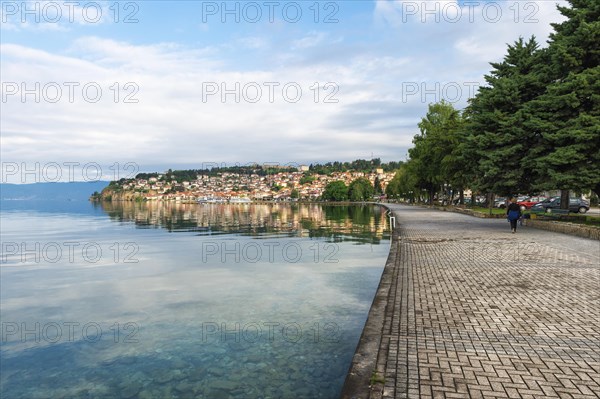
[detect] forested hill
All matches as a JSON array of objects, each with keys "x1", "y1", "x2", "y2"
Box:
[{"x1": 134, "y1": 159, "x2": 403, "y2": 182}]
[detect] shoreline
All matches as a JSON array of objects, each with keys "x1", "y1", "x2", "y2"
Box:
[{"x1": 340, "y1": 203, "x2": 395, "y2": 399}]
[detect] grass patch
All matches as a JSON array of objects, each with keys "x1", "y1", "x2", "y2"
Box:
[
  {"x1": 460, "y1": 206, "x2": 600, "y2": 226},
  {"x1": 369, "y1": 371, "x2": 385, "y2": 386},
  {"x1": 470, "y1": 206, "x2": 507, "y2": 215},
  {"x1": 526, "y1": 211, "x2": 600, "y2": 227}
]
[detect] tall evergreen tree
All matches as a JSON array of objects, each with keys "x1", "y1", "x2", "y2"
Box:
[
  {"x1": 527, "y1": 0, "x2": 600, "y2": 196},
  {"x1": 373, "y1": 176, "x2": 383, "y2": 194},
  {"x1": 465, "y1": 37, "x2": 548, "y2": 196}
]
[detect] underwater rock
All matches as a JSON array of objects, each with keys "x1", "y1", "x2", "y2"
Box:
[
  {"x1": 205, "y1": 387, "x2": 231, "y2": 399},
  {"x1": 208, "y1": 380, "x2": 238, "y2": 391},
  {"x1": 174, "y1": 380, "x2": 194, "y2": 394},
  {"x1": 119, "y1": 381, "x2": 142, "y2": 399},
  {"x1": 137, "y1": 389, "x2": 155, "y2": 399}
]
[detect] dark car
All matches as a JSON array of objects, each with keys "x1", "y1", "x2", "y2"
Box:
[{"x1": 531, "y1": 197, "x2": 590, "y2": 213}]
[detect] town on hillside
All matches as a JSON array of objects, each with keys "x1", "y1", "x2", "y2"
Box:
[{"x1": 95, "y1": 160, "x2": 398, "y2": 202}]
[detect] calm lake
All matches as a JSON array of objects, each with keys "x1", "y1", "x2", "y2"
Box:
[{"x1": 1, "y1": 201, "x2": 390, "y2": 398}]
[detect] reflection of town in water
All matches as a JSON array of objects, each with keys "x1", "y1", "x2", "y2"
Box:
[{"x1": 98, "y1": 202, "x2": 390, "y2": 243}]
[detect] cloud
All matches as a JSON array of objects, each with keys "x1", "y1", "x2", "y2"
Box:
[
  {"x1": 292, "y1": 31, "x2": 328, "y2": 49},
  {"x1": 373, "y1": 0, "x2": 567, "y2": 65},
  {"x1": 1, "y1": 1, "x2": 569, "y2": 172},
  {"x1": 1, "y1": 38, "x2": 383, "y2": 166}
]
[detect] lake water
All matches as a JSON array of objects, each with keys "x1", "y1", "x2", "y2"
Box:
[{"x1": 0, "y1": 200, "x2": 390, "y2": 398}]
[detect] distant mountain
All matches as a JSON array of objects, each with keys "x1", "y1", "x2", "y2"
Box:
[{"x1": 0, "y1": 181, "x2": 109, "y2": 201}]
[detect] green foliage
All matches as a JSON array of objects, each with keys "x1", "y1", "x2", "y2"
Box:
[
  {"x1": 108, "y1": 178, "x2": 132, "y2": 188},
  {"x1": 385, "y1": 164, "x2": 418, "y2": 200},
  {"x1": 370, "y1": 371, "x2": 385, "y2": 386},
  {"x1": 400, "y1": 1, "x2": 599, "y2": 199},
  {"x1": 348, "y1": 177, "x2": 374, "y2": 201},
  {"x1": 309, "y1": 159, "x2": 402, "y2": 174},
  {"x1": 526, "y1": 0, "x2": 600, "y2": 195},
  {"x1": 373, "y1": 176, "x2": 383, "y2": 194},
  {"x1": 464, "y1": 36, "x2": 546, "y2": 196},
  {"x1": 135, "y1": 165, "x2": 298, "y2": 184},
  {"x1": 299, "y1": 175, "x2": 316, "y2": 185},
  {"x1": 408, "y1": 100, "x2": 464, "y2": 203},
  {"x1": 321, "y1": 181, "x2": 349, "y2": 201},
  {"x1": 135, "y1": 172, "x2": 159, "y2": 180}
]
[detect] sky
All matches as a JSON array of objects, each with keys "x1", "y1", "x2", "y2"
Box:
[{"x1": 0, "y1": 0, "x2": 568, "y2": 182}]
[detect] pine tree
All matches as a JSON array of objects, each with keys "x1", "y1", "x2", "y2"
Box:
[
  {"x1": 465, "y1": 37, "x2": 548, "y2": 196},
  {"x1": 527, "y1": 0, "x2": 600, "y2": 196}
]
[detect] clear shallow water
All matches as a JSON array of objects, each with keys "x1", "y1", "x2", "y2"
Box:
[{"x1": 1, "y1": 201, "x2": 390, "y2": 398}]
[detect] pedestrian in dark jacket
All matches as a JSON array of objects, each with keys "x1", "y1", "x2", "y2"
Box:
[{"x1": 506, "y1": 197, "x2": 521, "y2": 233}]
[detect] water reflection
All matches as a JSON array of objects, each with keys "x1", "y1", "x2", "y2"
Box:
[
  {"x1": 100, "y1": 202, "x2": 390, "y2": 243},
  {"x1": 1, "y1": 202, "x2": 390, "y2": 398}
]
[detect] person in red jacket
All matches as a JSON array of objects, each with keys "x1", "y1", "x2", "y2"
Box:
[{"x1": 506, "y1": 197, "x2": 522, "y2": 233}]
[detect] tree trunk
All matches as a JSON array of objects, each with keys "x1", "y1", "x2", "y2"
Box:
[
  {"x1": 459, "y1": 189, "x2": 464, "y2": 205},
  {"x1": 488, "y1": 192, "x2": 494, "y2": 215},
  {"x1": 429, "y1": 186, "x2": 434, "y2": 205},
  {"x1": 560, "y1": 189, "x2": 570, "y2": 210}
]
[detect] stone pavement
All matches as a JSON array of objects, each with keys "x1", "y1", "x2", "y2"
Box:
[{"x1": 342, "y1": 204, "x2": 600, "y2": 399}]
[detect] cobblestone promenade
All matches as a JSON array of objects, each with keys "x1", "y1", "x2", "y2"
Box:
[{"x1": 343, "y1": 205, "x2": 600, "y2": 399}]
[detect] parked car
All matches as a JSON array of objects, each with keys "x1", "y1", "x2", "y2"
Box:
[
  {"x1": 517, "y1": 195, "x2": 548, "y2": 211},
  {"x1": 531, "y1": 197, "x2": 590, "y2": 213},
  {"x1": 494, "y1": 197, "x2": 508, "y2": 209},
  {"x1": 453, "y1": 197, "x2": 487, "y2": 206}
]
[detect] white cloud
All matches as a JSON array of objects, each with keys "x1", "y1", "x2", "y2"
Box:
[
  {"x1": 292, "y1": 31, "x2": 328, "y2": 49},
  {"x1": 374, "y1": 0, "x2": 567, "y2": 65},
  {"x1": 2, "y1": 38, "x2": 413, "y2": 167},
  {"x1": 0, "y1": 1, "x2": 570, "y2": 171}
]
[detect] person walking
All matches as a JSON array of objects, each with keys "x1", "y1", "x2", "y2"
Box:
[{"x1": 506, "y1": 197, "x2": 522, "y2": 233}]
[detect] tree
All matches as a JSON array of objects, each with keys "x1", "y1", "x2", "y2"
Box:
[
  {"x1": 385, "y1": 164, "x2": 418, "y2": 201},
  {"x1": 348, "y1": 178, "x2": 374, "y2": 201},
  {"x1": 321, "y1": 181, "x2": 349, "y2": 201},
  {"x1": 299, "y1": 175, "x2": 316, "y2": 185},
  {"x1": 464, "y1": 36, "x2": 548, "y2": 196},
  {"x1": 526, "y1": 0, "x2": 600, "y2": 197},
  {"x1": 290, "y1": 189, "x2": 299, "y2": 199},
  {"x1": 408, "y1": 100, "x2": 463, "y2": 203},
  {"x1": 373, "y1": 176, "x2": 383, "y2": 194}
]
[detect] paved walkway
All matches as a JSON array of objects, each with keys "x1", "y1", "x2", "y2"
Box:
[{"x1": 342, "y1": 205, "x2": 600, "y2": 399}]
